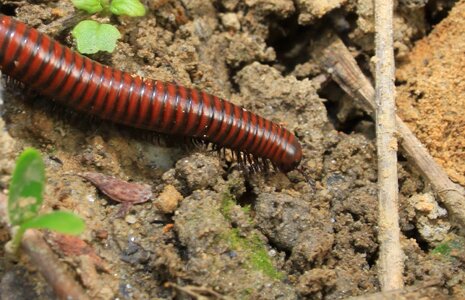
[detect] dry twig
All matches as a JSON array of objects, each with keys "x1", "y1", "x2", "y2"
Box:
[
  {"x1": 0, "y1": 193, "x2": 89, "y2": 300},
  {"x1": 165, "y1": 282, "x2": 233, "y2": 300},
  {"x1": 373, "y1": 0, "x2": 404, "y2": 290},
  {"x1": 312, "y1": 30, "x2": 465, "y2": 230},
  {"x1": 38, "y1": 10, "x2": 88, "y2": 35}
]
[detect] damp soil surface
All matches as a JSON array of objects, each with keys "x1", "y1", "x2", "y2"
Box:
[
  {"x1": 396, "y1": 0, "x2": 465, "y2": 186},
  {"x1": 0, "y1": 0, "x2": 464, "y2": 299}
]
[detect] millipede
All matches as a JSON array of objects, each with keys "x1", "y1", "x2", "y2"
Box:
[{"x1": 0, "y1": 13, "x2": 302, "y2": 172}]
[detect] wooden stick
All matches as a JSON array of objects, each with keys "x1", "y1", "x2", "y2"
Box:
[
  {"x1": 373, "y1": 0, "x2": 404, "y2": 290},
  {"x1": 312, "y1": 33, "x2": 465, "y2": 230},
  {"x1": 21, "y1": 230, "x2": 90, "y2": 300},
  {"x1": 166, "y1": 282, "x2": 233, "y2": 300},
  {"x1": 0, "y1": 193, "x2": 89, "y2": 300}
]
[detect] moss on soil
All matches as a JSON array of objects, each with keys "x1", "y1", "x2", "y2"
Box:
[{"x1": 220, "y1": 192, "x2": 283, "y2": 280}]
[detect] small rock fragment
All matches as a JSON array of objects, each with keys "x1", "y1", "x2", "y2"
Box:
[
  {"x1": 296, "y1": 0, "x2": 347, "y2": 25},
  {"x1": 297, "y1": 268, "x2": 337, "y2": 297},
  {"x1": 220, "y1": 13, "x2": 241, "y2": 31},
  {"x1": 125, "y1": 215, "x2": 137, "y2": 224},
  {"x1": 245, "y1": 0, "x2": 295, "y2": 17},
  {"x1": 166, "y1": 153, "x2": 223, "y2": 193},
  {"x1": 408, "y1": 193, "x2": 447, "y2": 219},
  {"x1": 155, "y1": 185, "x2": 183, "y2": 214},
  {"x1": 408, "y1": 193, "x2": 451, "y2": 244},
  {"x1": 289, "y1": 228, "x2": 334, "y2": 271}
]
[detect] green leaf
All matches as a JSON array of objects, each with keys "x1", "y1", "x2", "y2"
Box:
[
  {"x1": 21, "y1": 211, "x2": 85, "y2": 235},
  {"x1": 71, "y1": 0, "x2": 104, "y2": 14},
  {"x1": 8, "y1": 148, "x2": 45, "y2": 226},
  {"x1": 110, "y1": 0, "x2": 146, "y2": 17},
  {"x1": 72, "y1": 20, "x2": 121, "y2": 54}
]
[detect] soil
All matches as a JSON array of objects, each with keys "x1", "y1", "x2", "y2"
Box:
[
  {"x1": 0, "y1": 0, "x2": 464, "y2": 299},
  {"x1": 396, "y1": 0, "x2": 465, "y2": 186}
]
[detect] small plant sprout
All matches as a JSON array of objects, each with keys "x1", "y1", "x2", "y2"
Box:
[
  {"x1": 71, "y1": 0, "x2": 146, "y2": 54},
  {"x1": 6, "y1": 148, "x2": 85, "y2": 253}
]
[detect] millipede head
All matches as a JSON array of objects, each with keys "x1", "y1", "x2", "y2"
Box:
[{"x1": 276, "y1": 134, "x2": 303, "y2": 172}]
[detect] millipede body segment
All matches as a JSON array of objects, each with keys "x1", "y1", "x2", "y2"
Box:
[{"x1": 0, "y1": 14, "x2": 302, "y2": 172}]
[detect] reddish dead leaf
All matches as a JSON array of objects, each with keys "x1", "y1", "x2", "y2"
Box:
[
  {"x1": 49, "y1": 233, "x2": 109, "y2": 272},
  {"x1": 78, "y1": 172, "x2": 153, "y2": 217},
  {"x1": 78, "y1": 172, "x2": 153, "y2": 205}
]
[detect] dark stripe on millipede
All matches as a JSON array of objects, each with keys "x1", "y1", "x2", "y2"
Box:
[
  {"x1": 262, "y1": 125, "x2": 279, "y2": 159},
  {"x1": 40, "y1": 43, "x2": 67, "y2": 88},
  {"x1": 93, "y1": 67, "x2": 115, "y2": 116},
  {"x1": 3, "y1": 25, "x2": 30, "y2": 73},
  {"x1": 269, "y1": 127, "x2": 285, "y2": 161},
  {"x1": 84, "y1": 62, "x2": 105, "y2": 112},
  {"x1": 0, "y1": 20, "x2": 17, "y2": 65},
  {"x1": 187, "y1": 89, "x2": 205, "y2": 137},
  {"x1": 216, "y1": 100, "x2": 235, "y2": 143},
  {"x1": 15, "y1": 32, "x2": 43, "y2": 80},
  {"x1": 72, "y1": 60, "x2": 97, "y2": 107},
  {"x1": 60, "y1": 54, "x2": 86, "y2": 100},
  {"x1": 27, "y1": 35, "x2": 55, "y2": 85},
  {"x1": 115, "y1": 76, "x2": 136, "y2": 120},
  {"x1": 144, "y1": 81, "x2": 157, "y2": 126},
  {"x1": 210, "y1": 97, "x2": 226, "y2": 142},
  {"x1": 256, "y1": 120, "x2": 272, "y2": 155},
  {"x1": 166, "y1": 84, "x2": 180, "y2": 132},
  {"x1": 234, "y1": 110, "x2": 252, "y2": 150},
  {"x1": 105, "y1": 73, "x2": 124, "y2": 120},
  {"x1": 47, "y1": 49, "x2": 78, "y2": 95},
  {"x1": 130, "y1": 79, "x2": 144, "y2": 124},
  {"x1": 278, "y1": 130, "x2": 290, "y2": 166},
  {"x1": 155, "y1": 83, "x2": 168, "y2": 127},
  {"x1": 253, "y1": 119, "x2": 270, "y2": 153},
  {"x1": 0, "y1": 20, "x2": 13, "y2": 62},
  {"x1": 225, "y1": 106, "x2": 243, "y2": 147},
  {"x1": 245, "y1": 115, "x2": 260, "y2": 154},
  {"x1": 176, "y1": 86, "x2": 191, "y2": 134},
  {"x1": 199, "y1": 93, "x2": 213, "y2": 137}
]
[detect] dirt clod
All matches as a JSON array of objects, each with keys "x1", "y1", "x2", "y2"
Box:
[
  {"x1": 155, "y1": 184, "x2": 183, "y2": 214},
  {"x1": 397, "y1": 1, "x2": 465, "y2": 186},
  {"x1": 297, "y1": 268, "x2": 337, "y2": 298}
]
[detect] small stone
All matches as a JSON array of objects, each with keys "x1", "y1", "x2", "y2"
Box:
[
  {"x1": 415, "y1": 201, "x2": 434, "y2": 213},
  {"x1": 220, "y1": 13, "x2": 241, "y2": 31},
  {"x1": 94, "y1": 230, "x2": 109, "y2": 240},
  {"x1": 155, "y1": 185, "x2": 183, "y2": 214},
  {"x1": 408, "y1": 193, "x2": 451, "y2": 244},
  {"x1": 125, "y1": 215, "x2": 137, "y2": 224},
  {"x1": 297, "y1": 268, "x2": 337, "y2": 297},
  {"x1": 409, "y1": 193, "x2": 446, "y2": 219},
  {"x1": 296, "y1": 0, "x2": 347, "y2": 25}
]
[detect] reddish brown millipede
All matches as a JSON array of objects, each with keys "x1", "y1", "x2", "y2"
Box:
[{"x1": 0, "y1": 14, "x2": 302, "y2": 172}]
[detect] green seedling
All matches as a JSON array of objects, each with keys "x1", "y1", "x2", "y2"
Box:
[
  {"x1": 6, "y1": 148, "x2": 85, "y2": 252},
  {"x1": 72, "y1": 20, "x2": 121, "y2": 54},
  {"x1": 70, "y1": 0, "x2": 146, "y2": 54}
]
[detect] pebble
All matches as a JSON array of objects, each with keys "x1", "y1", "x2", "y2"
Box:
[
  {"x1": 155, "y1": 185, "x2": 183, "y2": 214},
  {"x1": 125, "y1": 215, "x2": 137, "y2": 224},
  {"x1": 220, "y1": 13, "x2": 241, "y2": 31}
]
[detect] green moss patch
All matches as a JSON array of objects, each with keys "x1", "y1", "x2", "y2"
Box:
[
  {"x1": 220, "y1": 193, "x2": 283, "y2": 280},
  {"x1": 220, "y1": 192, "x2": 236, "y2": 221},
  {"x1": 432, "y1": 237, "x2": 465, "y2": 258}
]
